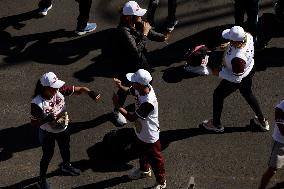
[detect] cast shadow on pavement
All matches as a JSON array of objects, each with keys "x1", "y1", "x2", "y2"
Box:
[
  {"x1": 68, "y1": 125, "x2": 258, "y2": 189},
  {"x1": 0, "y1": 27, "x2": 115, "y2": 68},
  {"x1": 0, "y1": 113, "x2": 115, "y2": 162},
  {"x1": 0, "y1": 9, "x2": 43, "y2": 31},
  {"x1": 2, "y1": 124, "x2": 261, "y2": 189}
]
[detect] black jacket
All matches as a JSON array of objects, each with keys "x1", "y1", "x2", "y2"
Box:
[{"x1": 114, "y1": 23, "x2": 166, "y2": 72}]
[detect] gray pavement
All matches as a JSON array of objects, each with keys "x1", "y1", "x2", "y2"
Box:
[{"x1": 0, "y1": 0, "x2": 284, "y2": 188}]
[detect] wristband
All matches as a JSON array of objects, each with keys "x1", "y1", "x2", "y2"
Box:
[{"x1": 88, "y1": 90, "x2": 100, "y2": 100}]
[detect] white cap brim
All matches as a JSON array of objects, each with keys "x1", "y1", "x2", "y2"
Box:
[
  {"x1": 50, "y1": 80, "x2": 65, "y2": 89},
  {"x1": 136, "y1": 8, "x2": 147, "y2": 16},
  {"x1": 126, "y1": 73, "x2": 135, "y2": 83},
  {"x1": 222, "y1": 29, "x2": 230, "y2": 40}
]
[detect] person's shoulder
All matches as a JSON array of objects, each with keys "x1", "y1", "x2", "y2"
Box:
[
  {"x1": 31, "y1": 95, "x2": 44, "y2": 110},
  {"x1": 117, "y1": 25, "x2": 130, "y2": 32},
  {"x1": 276, "y1": 100, "x2": 284, "y2": 110},
  {"x1": 31, "y1": 95, "x2": 42, "y2": 104}
]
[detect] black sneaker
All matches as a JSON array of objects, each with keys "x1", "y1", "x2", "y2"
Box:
[
  {"x1": 37, "y1": 179, "x2": 51, "y2": 189},
  {"x1": 61, "y1": 163, "x2": 80, "y2": 176}
]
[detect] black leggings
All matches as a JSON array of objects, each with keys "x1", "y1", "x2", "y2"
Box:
[
  {"x1": 39, "y1": 129, "x2": 70, "y2": 178},
  {"x1": 213, "y1": 69, "x2": 264, "y2": 126}
]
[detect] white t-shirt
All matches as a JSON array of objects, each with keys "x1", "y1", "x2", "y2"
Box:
[
  {"x1": 272, "y1": 100, "x2": 284, "y2": 144},
  {"x1": 131, "y1": 85, "x2": 160, "y2": 143},
  {"x1": 219, "y1": 33, "x2": 254, "y2": 83},
  {"x1": 31, "y1": 86, "x2": 74, "y2": 133}
]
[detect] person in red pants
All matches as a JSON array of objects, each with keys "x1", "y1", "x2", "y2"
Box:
[{"x1": 112, "y1": 69, "x2": 167, "y2": 189}]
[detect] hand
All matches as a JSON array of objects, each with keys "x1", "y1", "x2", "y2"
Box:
[
  {"x1": 164, "y1": 32, "x2": 170, "y2": 41},
  {"x1": 219, "y1": 42, "x2": 230, "y2": 49},
  {"x1": 88, "y1": 91, "x2": 101, "y2": 102},
  {"x1": 112, "y1": 93, "x2": 120, "y2": 109},
  {"x1": 113, "y1": 78, "x2": 122, "y2": 88},
  {"x1": 56, "y1": 112, "x2": 69, "y2": 128},
  {"x1": 142, "y1": 21, "x2": 151, "y2": 36},
  {"x1": 42, "y1": 113, "x2": 56, "y2": 123}
]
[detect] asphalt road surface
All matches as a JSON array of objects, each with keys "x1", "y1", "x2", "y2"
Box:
[{"x1": 0, "y1": 0, "x2": 284, "y2": 188}]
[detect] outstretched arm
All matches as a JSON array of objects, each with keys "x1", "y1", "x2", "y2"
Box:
[{"x1": 73, "y1": 86, "x2": 101, "y2": 101}]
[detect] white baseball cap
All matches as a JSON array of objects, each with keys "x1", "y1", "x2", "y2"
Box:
[
  {"x1": 40, "y1": 72, "x2": 65, "y2": 88},
  {"x1": 126, "y1": 69, "x2": 152, "y2": 86},
  {"x1": 122, "y1": 1, "x2": 147, "y2": 16},
  {"x1": 222, "y1": 26, "x2": 245, "y2": 42}
]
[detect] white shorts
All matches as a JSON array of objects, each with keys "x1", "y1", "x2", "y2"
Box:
[{"x1": 268, "y1": 140, "x2": 284, "y2": 169}]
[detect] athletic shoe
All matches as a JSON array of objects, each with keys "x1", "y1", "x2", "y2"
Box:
[
  {"x1": 201, "y1": 119, "x2": 224, "y2": 133},
  {"x1": 61, "y1": 163, "x2": 80, "y2": 176},
  {"x1": 151, "y1": 180, "x2": 167, "y2": 189},
  {"x1": 75, "y1": 23, "x2": 97, "y2": 36},
  {"x1": 166, "y1": 20, "x2": 178, "y2": 32},
  {"x1": 37, "y1": 179, "x2": 51, "y2": 189},
  {"x1": 253, "y1": 116, "x2": 269, "y2": 131},
  {"x1": 128, "y1": 168, "x2": 152, "y2": 180},
  {"x1": 113, "y1": 110, "x2": 127, "y2": 126},
  {"x1": 38, "y1": 5, "x2": 52, "y2": 16}
]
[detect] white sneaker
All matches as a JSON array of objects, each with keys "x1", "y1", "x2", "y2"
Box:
[
  {"x1": 254, "y1": 116, "x2": 269, "y2": 131},
  {"x1": 201, "y1": 119, "x2": 224, "y2": 133},
  {"x1": 128, "y1": 168, "x2": 152, "y2": 180},
  {"x1": 113, "y1": 111, "x2": 127, "y2": 126},
  {"x1": 151, "y1": 180, "x2": 167, "y2": 189},
  {"x1": 38, "y1": 5, "x2": 52, "y2": 16}
]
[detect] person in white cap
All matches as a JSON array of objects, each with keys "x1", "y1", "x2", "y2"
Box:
[
  {"x1": 201, "y1": 26, "x2": 269, "y2": 133},
  {"x1": 112, "y1": 69, "x2": 167, "y2": 189},
  {"x1": 258, "y1": 99, "x2": 284, "y2": 189},
  {"x1": 30, "y1": 72, "x2": 100, "y2": 189},
  {"x1": 112, "y1": 1, "x2": 169, "y2": 126}
]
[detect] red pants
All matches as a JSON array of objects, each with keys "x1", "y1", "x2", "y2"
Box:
[{"x1": 137, "y1": 138, "x2": 166, "y2": 184}]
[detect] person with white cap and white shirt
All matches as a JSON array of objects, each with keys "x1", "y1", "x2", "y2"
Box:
[
  {"x1": 113, "y1": 1, "x2": 169, "y2": 127},
  {"x1": 258, "y1": 99, "x2": 284, "y2": 189},
  {"x1": 30, "y1": 72, "x2": 100, "y2": 189},
  {"x1": 201, "y1": 26, "x2": 269, "y2": 133},
  {"x1": 112, "y1": 69, "x2": 167, "y2": 189}
]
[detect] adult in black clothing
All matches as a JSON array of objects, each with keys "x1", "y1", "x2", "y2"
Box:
[
  {"x1": 234, "y1": 0, "x2": 260, "y2": 42},
  {"x1": 37, "y1": 0, "x2": 97, "y2": 35},
  {"x1": 112, "y1": 1, "x2": 168, "y2": 126}
]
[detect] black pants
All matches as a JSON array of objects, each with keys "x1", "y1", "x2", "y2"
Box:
[
  {"x1": 147, "y1": 0, "x2": 177, "y2": 25},
  {"x1": 38, "y1": 0, "x2": 92, "y2": 31},
  {"x1": 39, "y1": 129, "x2": 70, "y2": 178},
  {"x1": 213, "y1": 69, "x2": 264, "y2": 126},
  {"x1": 234, "y1": 0, "x2": 260, "y2": 41}
]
